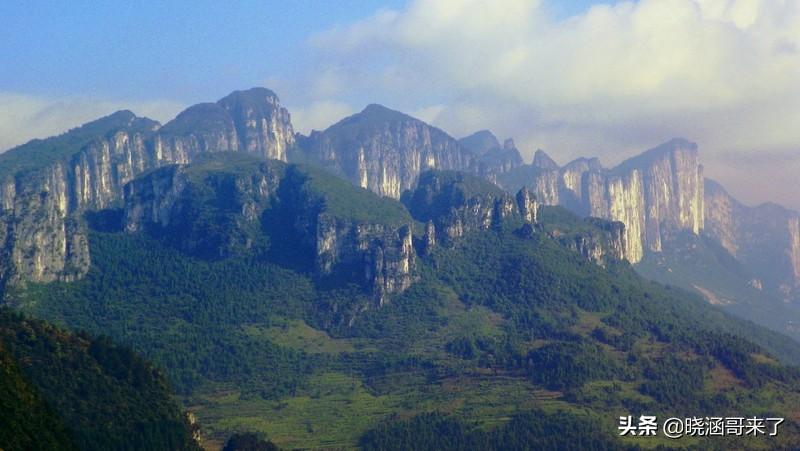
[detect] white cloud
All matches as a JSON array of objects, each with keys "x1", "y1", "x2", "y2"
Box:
[
  {"x1": 289, "y1": 100, "x2": 357, "y2": 134},
  {"x1": 302, "y1": 0, "x2": 800, "y2": 208},
  {"x1": 0, "y1": 93, "x2": 184, "y2": 152}
]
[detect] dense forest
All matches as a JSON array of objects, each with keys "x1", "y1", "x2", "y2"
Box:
[
  {"x1": 0, "y1": 308, "x2": 200, "y2": 451},
  {"x1": 5, "y1": 161, "x2": 800, "y2": 449},
  {"x1": 360, "y1": 411, "x2": 631, "y2": 451}
]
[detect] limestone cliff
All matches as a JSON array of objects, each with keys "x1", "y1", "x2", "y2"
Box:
[
  {"x1": 397, "y1": 169, "x2": 623, "y2": 267},
  {"x1": 497, "y1": 138, "x2": 704, "y2": 263},
  {"x1": 544, "y1": 216, "x2": 627, "y2": 267},
  {"x1": 402, "y1": 170, "x2": 535, "y2": 248},
  {"x1": 0, "y1": 111, "x2": 157, "y2": 284},
  {"x1": 459, "y1": 131, "x2": 524, "y2": 183},
  {"x1": 704, "y1": 179, "x2": 800, "y2": 303},
  {"x1": 299, "y1": 104, "x2": 474, "y2": 199},
  {"x1": 0, "y1": 88, "x2": 294, "y2": 285},
  {"x1": 122, "y1": 155, "x2": 415, "y2": 302}
]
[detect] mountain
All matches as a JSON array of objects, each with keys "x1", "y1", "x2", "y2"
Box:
[
  {"x1": 122, "y1": 153, "x2": 415, "y2": 304},
  {"x1": 4, "y1": 87, "x2": 800, "y2": 448},
  {"x1": 532, "y1": 148, "x2": 559, "y2": 170},
  {"x1": 0, "y1": 338, "x2": 75, "y2": 450},
  {"x1": 496, "y1": 138, "x2": 800, "y2": 342},
  {"x1": 498, "y1": 138, "x2": 704, "y2": 264},
  {"x1": 635, "y1": 230, "x2": 800, "y2": 342},
  {"x1": 458, "y1": 130, "x2": 501, "y2": 155},
  {"x1": 298, "y1": 104, "x2": 474, "y2": 199},
  {"x1": 704, "y1": 179, "x2": 800, "y2": 304},
  {"x1": 8, "y1": 155, "x2": 800, "y2": 448},
  {"x1": 0, "y1": 87, "x2": 295, "y2": 287},
  {"x1": 458, "y1": 130, "x2": 524, "y2": 183},
  {"x1": 0, "y1": 308, "x2": 200, "y2": 451}
]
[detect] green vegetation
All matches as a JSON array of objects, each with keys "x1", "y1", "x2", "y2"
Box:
[
  {"x1": 12, "y1": 222, "x2": 800, "y2": 448},
  {"x1": 402, "y1": 170, "x2": 505, "y2": 222},
  {"x1": 0, "y1": 110, "x2": 157, "y2": 180},
  {"x1": 15, "y1": 232, "x2": 317, "y2": 398},
  {"x1": 360, "y1": 411, "x2": 631, "y2": 451},
  {"x1": 0, "y1": 308, "x2": 199, "y2": 451},
  {"x1": 636, "y1": 231, "x2": 800, "y2": 344},
  {"x1": 0, "y1": 341, "x2": 76, "y2": 451},
  {"x1": 297, "y1": 163, "x2": 411, "y2": 226},
  {"x1": 7, "y1": 163, "x2": 800, "y2": 449},
  {"x1": 221, "y1": 432, "x2": 279, "y2": 451}
]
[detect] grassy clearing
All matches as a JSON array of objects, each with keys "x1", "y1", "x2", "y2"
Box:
[
  {"x1": 191, "y1": 370, "x2": 576, "y2": 449},
  {"x1": 245, "y1": 319, "x2": 372, "y2": 354}
]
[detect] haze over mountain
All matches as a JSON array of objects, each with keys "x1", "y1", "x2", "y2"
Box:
[
  {"x1": 1, "y1": 86, "x2": 799, "y2": 343},
  {"x1": 3, "y1": 0, "x2": 799, "y2": 211},
  {"x1": 3, "y1": 86, "x2": 800, "y2": 449},
  {"x1": 4, "y1": 2, "x2": 800, "y2": 449}
]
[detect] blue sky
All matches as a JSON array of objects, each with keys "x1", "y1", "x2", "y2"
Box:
[
  {"x1": 1, "y1": 1, "x2": 401, "y2": 102},
  {"x1": 0, "y1": 0, "x2": 605, "y2": 104},
  {"x1": 1, "y1": 0, "x2": 799, "y2": 209}
]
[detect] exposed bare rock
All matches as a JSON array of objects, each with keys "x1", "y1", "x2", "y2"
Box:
[
  {"x1": 532, "y1": 149, "x2": 559, "y2": 170},
  {"x1": 122, "y1": 155, "x2": 415, "y2": 302},
  {"x1": 546, "y1": 217, "x2": 626, "y2": 267},
  {"x1": 458, "y1": 130, "x2": 500, "y2": 155},
  {"x1": 300, "y1": 105, "x2": 474, "y2": 199},
  {"x1": 403, "y1": 170, "x2": 540, "y2": 255},
  {"x1": 497, "y1": 138, "x2": 703, "y2": 264},
  {"x1": 704, "y1": 179, "x2": 800, "y2": 303},
  {"x1": 0, "y1": 88, "x2": 295, "y2": 285}
]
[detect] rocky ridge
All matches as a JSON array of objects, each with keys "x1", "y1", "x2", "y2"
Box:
[
  {"x1": 458, "y1": 131, "x2": 525, "y2": 183},
  {"x1": 704, "y1": 179, "x2": 800, "y2": 303},
  {"x1": 1, "y1": 86, "x2": 797, "y2": 306},
  {"x1": 123, "y1": 154, "x2": 415, "y2": 303},
  {"x1": 300, "y1": 104, "x2": 474, "y2": 199},
  {"x1": 498, "y1": 138, "x2": 704, "y2": 263},
  {"x1": 0, "y1": 88, "x2": 294, "y2": 284}
]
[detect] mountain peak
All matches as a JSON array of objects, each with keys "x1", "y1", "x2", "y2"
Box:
[
  {"x1": 360, "y1": 103, "x2": 412, "y2": 120},
  {"x1": 646, "y1": 137, "x2": 698, "y2": 156},
  {"x1": 532, "y1": 149, "x2": 559, "y2": 169},
  {"x1": 326, "y1": 104, "x2": 417, "y2": 132},
  {"x1": 613, "y1": 137, "x2": 698, "y2": 174},
  {"x1": 459, "y1": 130, "x2": 501, "y2": 155},
  {"x1": 159, "y1": 102, "x2": 232, "y2": 135},
  {"x1": 217, "y1": 87, "x2": 279, "y2": 105},
  {"x1": 80, "y1": 109, "x2": 159, "y2": 133}
]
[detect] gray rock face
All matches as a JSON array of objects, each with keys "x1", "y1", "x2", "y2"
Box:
[
  {"x1": 477, "y1": 139, "x2": 525, "y2": 184},
  {"x1": 316, "y1": 218, "x2": 415, "y2": 305},
  {"x1": 300, "y1": 104, "x2": 474, "y2": 199},
  {"x1": 404, "y1": 169, "x2": 624, "y2": 267},
  {"x1": 516, "y1": 187, "x2": 538, "y2": 224},
  {"x1": 704, "y1": 179, "x2": 800, "y2": 303},
  {"x1": 532, "y1": 149, "x2": 559, "y2": 170},
  {"x1": 458, "y1": 131, "x2": 524, "y2": 183},
  {"x1": 403, "y1": 170, "x2": 537, "y2": 248},
  {"x1": 123, "y1": 157, "x2": 415, "y2": 302},
  {"x1": 498, "y1": 138, "x2": 703, "y2": 263},
  {"x1": 155, "y1": 88, "x2": 295, "y2": 163},
  {"x1": 546, "y1": 217, "x2": 627, "y2": 267},
  {"x1": 0, "y1": 88, "x2": 295, "y2": 285},
  {"x1": 0, "y1": 112, "x2": 157, "y2": 284},
  {"x1": 458, "y1": 130, "x2": 501, "y2": 155}
]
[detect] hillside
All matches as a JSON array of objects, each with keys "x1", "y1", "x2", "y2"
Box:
[
  {"x1": 0, "y1": 308, "x2": 200, "y2": 451},
  {"x1": 635, "y1": 231, "x2": 800, "y2": 342},
  {"x1": 8, "y1": 159, "x2": 800, "y2": 449},
  {"x1": 0, "y1": 340, "x2": 76, "y2": 451}
]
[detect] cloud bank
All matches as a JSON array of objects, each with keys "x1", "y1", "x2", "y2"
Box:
[{"x1": 295, "y1": 0, "x2": 800, "y2": 209}]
